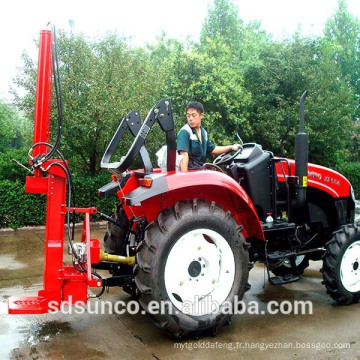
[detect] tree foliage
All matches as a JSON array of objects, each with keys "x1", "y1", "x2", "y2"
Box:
[
  {"x1": 161, "y1": 38, "x2": 251, "y2": 145},
  {"x1": 6, "y1": 0, "x2": 360, "y2": 195},
  {"x1": 0, "y1": 102, "x2": 30, "y2": 153},
  {"x1": 324, "y1": 0, "x2": 360, "y2": 113},
  {"x1": 243, "y1": 34, "x2": 355, "y2": 165},
  {"x1": 13, "y1": 28, "x2": 167, "y2": 175},
  {"x1": 201, "y1": 0, "x2": 244, "y2": 52}
]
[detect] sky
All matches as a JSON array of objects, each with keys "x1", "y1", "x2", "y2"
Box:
[{"x1": 1, "y1": 0, "x2": 360, "y2": 102}]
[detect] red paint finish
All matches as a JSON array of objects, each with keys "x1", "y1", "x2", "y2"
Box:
[
  {"x1": 120, "y1": 171, "x2": 264, "y2": 241},
  {"x1": 275, "y1": 159, "x2": 352, "y2": 198},
  {"x1": 8, "y1": 30, "x2": 101, "y2": 314},
  {"x1": 33, "y1": 30, "x2": 52, "y2": 160},
  {"x1": 10, "y1": 162, "x2": 102, "y2": 313}
]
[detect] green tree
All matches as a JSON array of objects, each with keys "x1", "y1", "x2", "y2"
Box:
[
  {"x1": 13, "y1": 27, "x2": 167, "y2": 176},
  {"x1": 322, "y1": 0, "x2": 360, "y2": 171},
  {"x1": 11, "y1": 3, "x2": 359, "y2": 178},
  {"x1": 306, "y1": 50, "x2": 355, "y2": 166},
  {"x1": 0, "y1": 102, "x2": 30, "y2": 152},
  {"x1": 154, "y1": 0, "x2": 252, "y2": 145},
  {"x1": 324, "y1": 0, "x2": 360, "y2": 116},
  {"x1": 243, "y1": 36, "x2": 311, "y2": 153},
  {"x1": 242, "y1": 33, "x2": 355, "y2": 166},
  {"x1": 200, "y1": 0, "x2": 244, "y2": 53},
  {"x1": 0, "y1": 102, "x2": 32, "y2": 181},
  {"x1": 160, "y1": 37, "x2": 251, "y2": 146}
]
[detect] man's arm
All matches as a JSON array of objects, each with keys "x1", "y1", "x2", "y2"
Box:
[
  {"x1": 179, "y1": 151, "x2": 189, "y2": 171},
  {"x1": 210, "y1": 144, "x2": 240, "y2": 156}
]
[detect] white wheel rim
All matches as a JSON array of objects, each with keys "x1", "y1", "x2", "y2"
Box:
[
  {"x1": 164, "y1": 228, "x2": 235, "y2": 317},
  {"x1": 340, "y1": 240, "x2": 360, "y2": 293},
  {"x1": 284, "y1": 255, "x2": 305, "y2": 268}
]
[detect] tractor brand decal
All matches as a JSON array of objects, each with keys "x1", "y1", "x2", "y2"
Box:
[
  {"x1": 308, "y1": 171, "x2": 322, "y2": 180},
  {"x1": 140, "y1": 125, "x2": 150, "y2": 139},
  {"x1": 308, "y1": 171, "x2": 340, "y2": 186},
  {"x1": 324, "y1": 176, "x2": 341, "y2": 187}
]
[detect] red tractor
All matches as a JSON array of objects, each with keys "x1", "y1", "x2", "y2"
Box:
[{"x1": 9, "y1": 28, "x2": 360, "y2": 339}]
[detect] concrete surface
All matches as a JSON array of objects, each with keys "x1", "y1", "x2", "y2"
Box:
[{"x1": 0, "y1": 225, "x2": 359, "y2": 360}]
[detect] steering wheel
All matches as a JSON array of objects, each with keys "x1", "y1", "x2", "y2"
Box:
[{"x1": 213, "y1": 147, "x2": 242, "y2": 166}]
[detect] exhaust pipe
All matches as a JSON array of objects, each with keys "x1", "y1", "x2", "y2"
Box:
[{"x1": 293, "y1": 91, "x2": 308, "y2": 208}]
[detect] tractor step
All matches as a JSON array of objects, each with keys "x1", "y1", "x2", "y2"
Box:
[
  {"x1": 267, "y1": 250, "x2": 295, "y2": 261},
  {"x1": 8, "y1": 296, "x2": 49, "y2": 314},
  {"x1": 269, "y1": 274, "x2": 300, "y2": 285}
]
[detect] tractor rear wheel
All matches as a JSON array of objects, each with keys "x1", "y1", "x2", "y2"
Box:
[
  {"x1": 103, "y1": 204, "x2": 129, "y2": 255},
  {"x1": 321, "y1": 224, "x2": 360, "y2": 305},
  {"x1": 135, "y1": 199, "x2": 250, "y2": 339},
  {"x1": 103, "y1": 204, "x2": 137, "y2": 296}
]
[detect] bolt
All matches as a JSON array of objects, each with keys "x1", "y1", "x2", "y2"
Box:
[
  {"x1": 202, "y1": 264, "x2": 205, "y2": 268},
  {"x1": 201, "y1": 273, "x2": 204, "y2": 276},
  {"x1": 198, "y1": 246, "x2": 201, "y2": 250},
  {"x1": 198, "y1": 257, "x2": 201, "y2": 261},
  {"x1": 180, "y1": 281, "x2": 183, "y2": 286},
  {"x1": 212, "y1": 280, "x2": 215, "y2": 284}
]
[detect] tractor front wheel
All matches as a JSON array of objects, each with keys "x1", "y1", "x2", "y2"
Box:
[
  {"x1": 271, "y1": 254, "x2": 310, "y2": 276},
  {"x1": 135, "y1": 200, "x2": 250, "y2": 338},
  {"x1": 321, "y1": 224, "x2": 360, "y2": 304}
]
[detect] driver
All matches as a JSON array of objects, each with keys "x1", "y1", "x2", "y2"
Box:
[{"x1": 177, "y1": 101, "x2": 241, "y2": 171}]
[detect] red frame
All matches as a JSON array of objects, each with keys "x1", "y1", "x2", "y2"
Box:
[{"x1": 8, "y1": 29, "x2": 101, "y2": 314}]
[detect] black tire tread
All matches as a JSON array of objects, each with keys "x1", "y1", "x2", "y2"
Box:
[
  {"x1": 321, "y1": 224, "x2": 360, "y2": 305},
  {"x1": 135, "y1": 199, "x2": 250, "y2": 338},
  {"x1": 103, "y1": 204, "x2": 129, "y2": 255}
]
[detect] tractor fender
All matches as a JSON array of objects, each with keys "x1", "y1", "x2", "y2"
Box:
[{"x1": 122, "y1": 170, "x2": 265, "y2": 241}]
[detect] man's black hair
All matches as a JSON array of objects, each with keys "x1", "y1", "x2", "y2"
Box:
[{"x1": 186, "y1": 101, "x2": 204, "y2": 114}]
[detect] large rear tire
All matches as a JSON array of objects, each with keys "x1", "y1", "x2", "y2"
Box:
[
  {"x1": 103, "y1": 204, "x2": 129, "y2": 255},
  {"x1": 135, "y1": 199, "x2": 250, "y2": 339},
  {"x1": 321, "y1": 224, "x2": 360, "y2": 305},
  {"x1": 103, "y1": 204, "x2": 137, "y2": 296}
]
